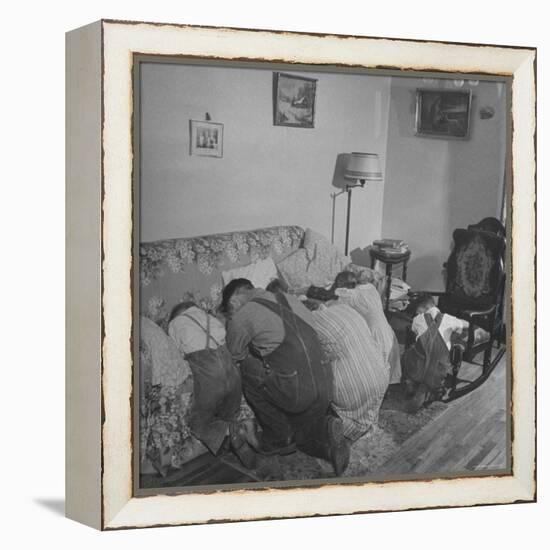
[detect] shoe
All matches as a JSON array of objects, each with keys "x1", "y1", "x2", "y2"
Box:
[
  {"x1": 258, "y1": 435, "x2": 297, "y2": 456},
  {"x1": 240, "y1": 418, "x2": 261, "y2": 451},
  {"x1": 327, "y1": 416, "x2": 350, "y2": 476},
  {"x1": 229, "y1": 423, "x2": 257, "y2": 469},
  {"x1": 403, "y1": 383, "x2": 429, "y2": 413}
]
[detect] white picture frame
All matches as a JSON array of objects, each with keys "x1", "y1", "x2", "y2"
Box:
[{"x1": 66, "y1": 19, "x2": 536, "y2": 530}]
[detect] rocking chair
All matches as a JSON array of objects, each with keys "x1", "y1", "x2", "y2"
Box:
[{"x1": 408, "y1": 218, "x2": 506, "y2": 401}]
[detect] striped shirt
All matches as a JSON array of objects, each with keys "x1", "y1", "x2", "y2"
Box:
[
  {"x1": 335, "y1": 283, "x2": 402, "y2": 384},
  {"x1": 312, "y1": 303, "x2": 389, "y2": 441}
]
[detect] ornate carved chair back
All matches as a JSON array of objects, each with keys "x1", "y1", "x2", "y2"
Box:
[
  {"x1": 467, "y1": 216, "x2": 506, "y2": 240},
  {"x1": 441, "y1": 228, "x2": 506, "y2": 316}
]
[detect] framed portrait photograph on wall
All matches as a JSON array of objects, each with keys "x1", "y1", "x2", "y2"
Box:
[
  {"x1": 66, "y1": 19, "x2": 536, "y2": 530},
  {"x1": 189, "y1": 120, "x2": 224, "y2": 157}
]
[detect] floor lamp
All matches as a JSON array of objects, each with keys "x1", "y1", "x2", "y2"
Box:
[{"x1": 332, "y1": 152, "x2": 383, "y2": 256}]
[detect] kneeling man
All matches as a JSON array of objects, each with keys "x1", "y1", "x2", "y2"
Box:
[{"x1": 222, "y1": 278, "x2": 350, "y2": 475}]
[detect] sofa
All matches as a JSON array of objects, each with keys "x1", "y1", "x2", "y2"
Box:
[
  {"x1": 139, "y1": 225, "x2": 383, "y2": 475},
  {"x1": 140, "y1": 225, "x2": 383, "y2": 324}
]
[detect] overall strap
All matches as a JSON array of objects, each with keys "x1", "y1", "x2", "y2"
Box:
[
  {"x1": 251, "y1": 296, "x2": 284, "y2": 316},
  {"x1": 421, "y1": 312, "x2": 440, "y2": 359},
  {"x1": 181, "y1": 313, "x2": 221, "y2": 349},
  {"x1": 424, "y1": 313, "x2": 435, "y2": 327},
  {"x1": 251, "y1": 294, "x2": 318, "y2": 398},
  {"x1": 251, "y1": 295, "x2": 301, "y2": 340},
  {"x1": 254, "y1": 293, "x2": 308, "y2": 338},
  {"x1": 274, "y1": 291, "x2": 291, "y2": 310},
  {"x1": 424, "y1": 311, "x2": 444, "y2": 330}
]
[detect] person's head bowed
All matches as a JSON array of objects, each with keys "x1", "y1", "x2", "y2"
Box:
[
  {"x1": 331, "y1": 271, "x2": 358, "y2": 292},
  {"x1": 220, "y1": 278, "x2": 254, "y2": 316}
]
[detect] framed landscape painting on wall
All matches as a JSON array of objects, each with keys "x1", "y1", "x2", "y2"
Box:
[
  {"x1": 273, "y1": 71, "x2": 317, "y2": 128},
  {"x1": 415, "y1": 89, "x2": 473, "y2": 138},
  {"x1": 66, "y1": 19, "x2": 536, "y2": 530}
]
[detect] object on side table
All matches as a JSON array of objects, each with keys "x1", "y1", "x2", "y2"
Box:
[
  {"x1": 370, "y1": 246, "x2": 412, "y2": 311},
  {"x1": 372, "y1": 238, "x2": 406, "y2": 249},
  {"x1": 388, "y1": 278, "x2": 411, "y2": 311}
]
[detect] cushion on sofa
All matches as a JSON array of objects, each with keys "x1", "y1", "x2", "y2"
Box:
[
  {"x1": 276, "y1": 248, "x2": 310, "y2": 289},
  {"x1": 303, "y1": 228, "x2": 350, "y2": 286},
  {"x1": 222, "y1": 256, "x2": 278, "y2": 289},
  {"x1": 277, "y1": 230, "x2": 375, "y2": 291}
]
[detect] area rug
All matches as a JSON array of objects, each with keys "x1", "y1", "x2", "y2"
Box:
[
  {"x1": 140, "y1": 385, "x2": 449, "y2": 488},
  {"x1": 223, "y1": 384, "x2": 448, "y2": 482}
]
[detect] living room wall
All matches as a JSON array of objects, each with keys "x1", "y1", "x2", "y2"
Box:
[
  {"x1": 140, "y1": 62, "x2": 391, "y2": 258},
  {"x1": 381, "y1": 77, "x2": 507, "y2": 290}
]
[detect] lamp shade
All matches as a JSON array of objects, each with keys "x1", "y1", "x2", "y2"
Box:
[{"x1": 344, "y1": 152, "x2": 383, "y2": 182}]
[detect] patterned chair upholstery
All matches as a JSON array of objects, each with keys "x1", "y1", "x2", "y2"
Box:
[{"x1": 438, "y1": 226, "x2": 506, "y2": 372}]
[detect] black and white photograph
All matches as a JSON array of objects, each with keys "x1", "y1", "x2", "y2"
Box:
[
  {"x1": 3, "y1": 0, "x2": 544, "y2": 541},
  {"x1": 189, "y1": 119, "x2": 224, "y2": 157},
  {"x1": 136, "y1": 59, "x2": 510, "y2": 491}
]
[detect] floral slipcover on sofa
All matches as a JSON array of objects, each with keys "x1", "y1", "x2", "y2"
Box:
[
  {"x1": 139, "y1": 225, "x2": 383, "y2": 473},
  {"x1": 141, "y1": 225, "x2": 304, "y2": 323}
]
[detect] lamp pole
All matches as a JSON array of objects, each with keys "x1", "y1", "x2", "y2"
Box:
[
  {"x1": 335, "y1": 151, "x2": 382, "y2": 255},
  {"x1": 345, "y1": 186, "x2": 352, "y2": 256},
  {"x1": 330, "y1": 188, "x2": 346, "y2": 244},
  {"x1": 344, "y1": 181, "x2": 364, "y2": 256}
]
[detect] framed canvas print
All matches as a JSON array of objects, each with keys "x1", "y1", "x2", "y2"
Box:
[
  {"x1": 273, "y1": 72, "x2": 317, "y2": 128},
  {"x1": 66, "y1": 20, "x2": 536, "y2": 530},
  {"x1": 415, "y1": 89, "x2": 472, "y2": 138}
]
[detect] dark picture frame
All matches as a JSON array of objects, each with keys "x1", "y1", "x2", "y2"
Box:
[
  {"x1": 415, "y1": 89, "x2": 472, "y2": 139},
  {"x1": 273, "y1": 72, "x2": 317, "y2": 128}
]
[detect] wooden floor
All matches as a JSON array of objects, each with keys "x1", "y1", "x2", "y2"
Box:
[
  {"x1": 380, "y1": 353, "x2": 509, "y2": 477},
  {"x1": 142, "y1": 352, "x2": 509, "y2": 489}
]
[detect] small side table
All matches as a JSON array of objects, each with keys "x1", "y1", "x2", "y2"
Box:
[{"x1": 370, "y1": 248, "x2": 411, "y2": 311}]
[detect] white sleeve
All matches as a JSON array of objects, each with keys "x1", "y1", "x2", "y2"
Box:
[
  {"x1": 449, "y1": 314, "x2": 465, "y2": 333},
  {"x1": 411, "y1": 314, "x2": 424, "y2": 336},
  {"x1": 168, "y1": 318, "x2": 188, "y2": 355},
  {"x1": 168, "y1": 316, "x2": 206, "y2": 355},
  {"x1": 208, "y1": 314, "x2": 227, "y2": 346}
]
